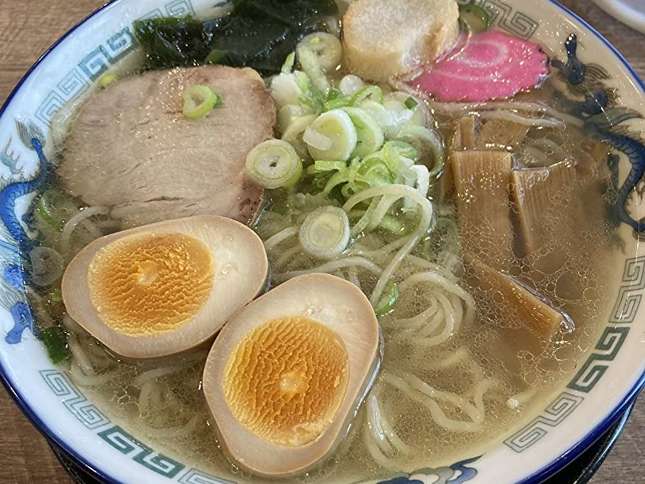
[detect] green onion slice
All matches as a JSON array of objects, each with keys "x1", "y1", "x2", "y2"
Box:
[
  {"x1": 315, "y1": 160, "x2": 348, "y2": 173},
  {"x1": 246, "y1": 139, "x2": 303, "y2": 189},
  {"x1": 349, "y1": 210, "x2": 409, "y2": 235},
  {"x1": 357, "y1": 155, "x2": 394, "y2": 186},
  {"x1": 183, "y1": 85, "x2": 219, "y2": 120},
  {"x1": 358, "y1": 100, "x2": 395, "y2": 134},
  {"x1": 459, "y1": 4, "x2": 492, "y2": 33},
  {"x1": 404, "y1": 96, "x2": 418, "y2": 110},
  {"x1": 338, "y1": 75, "x2": 365, "y2": 97},
  {"x1": 297, "y1": 32, "x2": 342, "y2": 72},
  {"x1": 281, "y1": 52, "x2": 296, "y2": 74},
  {"x1": 382, "y1": 141, "x2": 418, "y2": 180},
  {"x1": 35, "y1": 189, "x2": 79, "y2": 232},
  {"x1": 278, "y1": 104, "x2": 307, "y2": 134},
  {"x1": 397, "y1": 126, "x2": 445, "y2": 178},
  {"x1": 375, "y1": 282, "x2": 399, "y2": 316},
  {"x1": 299, "y1": 206, "x2": 350, "y2": 259},
  {"x1": 296, "y1": 32, "x2": 342, "y2": 94},
  {"x1": 343, "y1": 107, "x2": 385, "y2": 158},
  {"x1": 282, "y1": 114, "x2": 317, "y2": 159},
  {"x1": 297, "y1": 44, "x2": 331, "y2": 94},
  {"x1": 351, "y1": 85, "x2": 384, "y2": 106},
  {"x1": 98, "y1": 73, "x2": 118, "y2": 89},
  {"x1": 323, "y1": 88, "x2": 352, "y2": 111},
  {"x1": 305, "y1": 109, "x2": 358, "y2": 161}
]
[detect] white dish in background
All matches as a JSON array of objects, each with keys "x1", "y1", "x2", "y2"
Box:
[{"x1": 593, "y1": 0, "x2": 645, "y2": 34}]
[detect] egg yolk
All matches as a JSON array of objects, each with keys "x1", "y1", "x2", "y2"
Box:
[
  {"x1": 223, "y1": 317, "x2": 349, "y2": 447},
  {"x1": 87, "y1": 232, "x2": 214, "y2": 336}
]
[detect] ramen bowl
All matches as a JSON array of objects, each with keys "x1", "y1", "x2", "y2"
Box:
[{"x1": 0, "y1": 0, "x2": 643, "y2": 483}]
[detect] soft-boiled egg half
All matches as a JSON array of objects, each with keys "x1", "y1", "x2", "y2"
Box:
[
  {"x1": 202, "y1": 273, "x2": 382, "y2": 478},
  {"x1": 62, "y1": 215, "x2": 268, "y2": 359}
]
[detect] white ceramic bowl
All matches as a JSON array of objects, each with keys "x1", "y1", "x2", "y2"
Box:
[
  {"x1": 593, "y1": 0, "x2": 645, "y2": 34},
  {"x1": 0, "y1": 1, "x2": 643, "y2": 483}
]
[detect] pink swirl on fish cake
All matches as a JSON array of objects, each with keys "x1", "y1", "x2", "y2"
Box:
[{"x1": 412, "y1": 30, "x2": 549, "y2": 102}]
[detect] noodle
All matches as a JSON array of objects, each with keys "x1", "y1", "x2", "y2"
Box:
[
  {"x1": 69, "y1": 361, "x2": 122, "y2": 387},
  {"x1": 401, "y1": 372, "x2": 483, "y2": 424},
  {"x1": 382, "y1": 372, "x2": 482, "y2": 433},
  {"x1": 140, "y1": 414, "x2": 203, "y2": 439},
  {"x1": 133, "y1": 366, "x2": 190, "y2": 387},
  {"x1": 350, "y1": 235, "x2": 411, "y2": 261},
  {"x1": 402, "y1": 293, "x2": 456, "y2": 348},
  {"x1": 363, "y1": 393, "x2": 415, "y2": 472},
  {"x1": 430, "y1": 100, "x2": 584, "y2": 127},
  {"x1": 363, "y1": 420, "x2": 402, "y2": 472},
  {"x1": 399, "y1": 271, "x2": 475, "y2": 326},
  {"x1": 264, "y1": 226, "x2": 299, "y2": 252},
  {"x1": 393, "y1": 299, "x2": 439, "y2": 331},
  {"x1": 405, "y1": 255, "x2": 459, "y2": 280},
  {"x1": 139, "y1": 380, "x2": 163, "y2": 415},
  {"x1": 68, "y1": 334, "x2": 96, "y2": 375},
  {"x1": 351, "y1": 198, "x2": 380, "y2": 236},
  {"x1": 368, "y1": 195, "x2": 399, "y2": 231},
  {"x1": 343, "y1": 185, "x2": 434, "y2": 304},
  {"x1": 477, "y1": 110, "x2": 565, "y2": 129},
  {"x1": 274, "y1": 256, "x2": 383, "y2": 281},
  {"x1": 346, "y1": 267, "x2": 362, "y2": 289},
  {"x1": 60, "y1": 206, "x2": 110, "y2": 252}
]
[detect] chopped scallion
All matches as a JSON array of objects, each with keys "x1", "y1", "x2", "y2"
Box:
[
  {"x1": 304, "y1": 127, "x2": 333, "y2": 151},
  {"x1": 459, "y1": 3, "x2": 492, "y2": 33},
  {"x1": 323, "y1": 88, "x2": 352, "y2": 111},
  {"x1": 305, "y1": 110, "x2": 358, "y2": 161},
  {"x1": 98, "y1": 73, "x2": 118, "y2": 89},
  {"x1": 343, "y1": 107, "x2": 384, "y2": 158},
  {"x1": 281, "y1": 52, "x2": 296, "y2": 74},
  {"x1": 351, "y1": 85, "x2": 384, "y2": 105},
  {"x1": 397, "y1": 126, "x2": 445, "y2": 178},
  {"x1": 299, "y1": 206, "x2": 350, "y2": 259},
  {"x1": 375, "y1": 282, "x2": 399, "y2": 316},
  {"x1": 349, "y1": 210, "x2": 409, "y2": 234},
  {"x1": 183, "y1": 85, "x2": 220, "y2": 120},
  {"x1": 297, "y1": 44, "x2": 331, "y2": 94},
  {"x1": 297, "y1": 32, "x2": 342, "y2": 73},
  {"x1": 35, "y1": 189, "x2": 79, "y2": 232},
  {"x1": 338, "y1": 74, "x2": 365, "y2": 97},
  {"x1": 246, "y1": 139, "x2": 303, "y2": 189},
  {"x1": 404, "y1": 96, "x2": 418, "y2": 110}
]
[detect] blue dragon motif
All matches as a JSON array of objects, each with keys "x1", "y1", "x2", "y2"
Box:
[
  {"x1": 5, "y1": 301, "x2": 35, "y2": 344},
  {"x1": 552, "y1": 33, "x2": 645, "y2": 236},
  {"x1": 0, "y1": 120, "x2": 50, "y2": 344},
  {"x1": 376, "y1": 456, "x2": 479, "y2": 484},
  {"x1": 586, "y1": 126, "x2": 645, "y2": 233},
  {"x1": 0, "y1": 120, "x2": 49, "y2": 253},
  {"x1": 0, "y1": 138, "x2": 24, "y2": 178}
]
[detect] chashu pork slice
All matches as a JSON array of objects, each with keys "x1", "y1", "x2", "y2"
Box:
[{"x1": 58, "y1": 65, "x2": 275, "y2": 227}]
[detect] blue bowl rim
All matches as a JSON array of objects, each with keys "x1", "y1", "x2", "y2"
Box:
[{"x1": 0, "y1": 0, "x2": 643, "y2": 483}]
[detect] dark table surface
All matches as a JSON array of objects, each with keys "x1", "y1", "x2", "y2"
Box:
[{"x1": 0, "y1": 0, "x2": 642, "y2": 482}]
